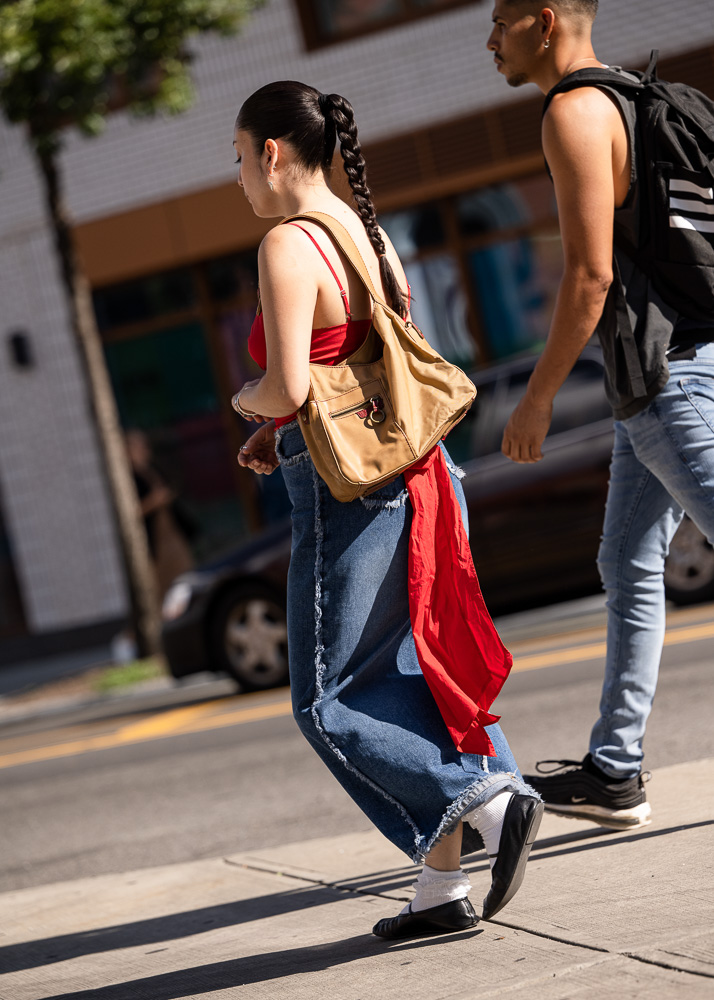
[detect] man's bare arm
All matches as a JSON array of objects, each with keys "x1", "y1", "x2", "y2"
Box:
[{"x1": 502, "y1": 87, "x2": 623, "y2": 463}]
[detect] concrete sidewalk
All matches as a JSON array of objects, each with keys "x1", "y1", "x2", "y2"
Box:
[{"x1": 1, "y1": 758, "x2": 712, "y2": 1000}]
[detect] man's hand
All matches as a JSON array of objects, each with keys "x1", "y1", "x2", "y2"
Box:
[
  {"x1": 502, "y1": 395, "x2": 553, "y2": 464},
  {"x1": 237, "y1": 420, "x2": 279, "y2": 475}
]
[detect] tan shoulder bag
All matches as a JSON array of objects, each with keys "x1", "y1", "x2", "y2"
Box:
[{"x1": 283, "y1": 212, "x2": 476, "y2": 503}]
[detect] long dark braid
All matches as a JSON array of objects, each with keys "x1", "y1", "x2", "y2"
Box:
[{"x1": 322, "y1": 94, "x2": 408, "y2": 319}]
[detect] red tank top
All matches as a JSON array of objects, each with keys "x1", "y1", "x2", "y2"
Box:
[{"x1": 247, "y1": 223, "x2": 407, "y2": 427}]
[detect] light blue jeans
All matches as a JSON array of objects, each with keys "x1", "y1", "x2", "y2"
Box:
[{"x1": 591, "y1": 343, "x2": 714, "y2": 778}]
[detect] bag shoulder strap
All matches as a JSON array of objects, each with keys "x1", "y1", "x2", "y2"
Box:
[
  {"x1": 280, "y1": 211, "x2": 385, "y2": 305},
  {"x1": 543, "y1": 66, "x2": 644, "y2": 117}
]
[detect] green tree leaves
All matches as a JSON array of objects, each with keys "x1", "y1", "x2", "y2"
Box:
[{"x1": 0, "y1": 0, "x2": 260, "y2": 153}]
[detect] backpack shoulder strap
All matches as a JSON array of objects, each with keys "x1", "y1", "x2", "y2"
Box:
[
  {"x1": 280, "y1": 212, "x2": 384, "y2": 304},
  {"x1": 543, "y1": 66, "x2": 644, "y2": 118}
]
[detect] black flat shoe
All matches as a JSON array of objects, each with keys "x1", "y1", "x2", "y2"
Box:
[
  {"x1": 372, "y1": 897, "x2": 478, "y2": 940},
  {"x1": 482, "y1": 793, "x2": 544, "y2": 920}
]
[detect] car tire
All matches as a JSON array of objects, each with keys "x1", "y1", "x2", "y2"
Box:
[
  {"x1": 208, "y1": 584, "x2": 289, "y2": 691},
  {"x1": 664, "y1": 516, "x2": 714, "y2": 605}
]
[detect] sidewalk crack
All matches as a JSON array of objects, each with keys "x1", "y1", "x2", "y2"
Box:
[{"x1": 621, "y1": 951, "x2": 714, "y2": 980}]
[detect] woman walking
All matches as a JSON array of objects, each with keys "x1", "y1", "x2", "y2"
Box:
[{"x1": 231, "y1": 81, "x2": 542, "y2": 940}]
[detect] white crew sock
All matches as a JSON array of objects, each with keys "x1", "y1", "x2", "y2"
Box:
[
  {"x1": 401, "y1": 864, "x2": 472, "y2": 914},
  {"x1": 463, "y1": 790, "x2": 514, "y2": 868}
]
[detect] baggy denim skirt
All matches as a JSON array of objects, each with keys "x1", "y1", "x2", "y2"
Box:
[{"x1": 276, "y1": 419, "x2": 531, "y2": 863}]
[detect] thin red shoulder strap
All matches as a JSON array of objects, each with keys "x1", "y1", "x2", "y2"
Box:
[{"x1": 287, "y1": 223, "x2": 351, "y2": 319}]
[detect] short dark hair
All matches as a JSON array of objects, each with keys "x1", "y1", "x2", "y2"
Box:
[{"x1": 505, "y1": 0, "x2": 598, "y2": 19}]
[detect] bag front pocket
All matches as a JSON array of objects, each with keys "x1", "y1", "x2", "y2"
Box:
[
  {"x1": 315, "y1": 378, "x2": 415, "y2": 487},
  {"x1": 331, "y1": 393, "x2": 386, "y2": 424}
]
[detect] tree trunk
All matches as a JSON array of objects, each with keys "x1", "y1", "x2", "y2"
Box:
[{"x1": 37, "y1": 145, "x2": 162, "y2": 658}]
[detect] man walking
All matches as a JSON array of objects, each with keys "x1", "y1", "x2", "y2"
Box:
[{"x1": 487, "y1": 0, "x2": 714, "y2": 829}]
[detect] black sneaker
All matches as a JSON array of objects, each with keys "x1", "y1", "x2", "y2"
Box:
[{"x1": 523, "y1": 755, "x2": 651, "y2": 830}]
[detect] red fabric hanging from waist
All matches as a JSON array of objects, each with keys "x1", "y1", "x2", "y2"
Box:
[{"x1": 403, "y1": 446, "x2": 512, "y2": 756}]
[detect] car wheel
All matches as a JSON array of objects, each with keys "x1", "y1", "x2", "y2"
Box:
[
  {"x1": 664, "y1": 516, "x2": 714, "y2": 605},
  {"x1": 208, "y1": 584, "x2": 289, "y2": 691}
]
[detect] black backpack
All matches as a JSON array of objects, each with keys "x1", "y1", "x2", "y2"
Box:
[{"x1": 544, "y1": 52, "x2": 714, "y2": 393}]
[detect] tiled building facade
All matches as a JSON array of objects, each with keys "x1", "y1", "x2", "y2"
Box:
[{"x1": 1, "y1": 0, "x2": 713, "y2": 659}]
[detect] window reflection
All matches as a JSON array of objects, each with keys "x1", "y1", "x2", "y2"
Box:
[
  {"x1": 205, "y1": 251, "x2": 258, "y2": 302},
  {"x1": 93, "y1": 269, "x2": 194, "y2": 332},
  {"x1": 382, "y1": 205, "x2": 476, "y2": 367},
  {"x1": 468, "y1": 233, "x2": 562, "y2": 360},
  {"x1": 406, "y1": 256, "x2": 476, "y2": 368}
]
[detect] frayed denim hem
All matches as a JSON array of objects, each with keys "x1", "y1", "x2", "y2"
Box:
[
  {"x1": 279, "y1": 449, "x2": 311, "y2": 468},
  {"x1": 418, "y1": 773, "x2": 537, "y2": 864},
  {"x1": 443, "y1": 454, "x2": 466, "y2": 480},
  {"x1": 359, "y1": 490, "x2": 409, "y2": 510},
  {"x1": 275, "y1": 419, "x2": 311, "y2": 467}
]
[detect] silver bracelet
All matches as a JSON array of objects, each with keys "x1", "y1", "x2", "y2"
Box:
[{"x1": 231, "y1": 391, "x2": 256, "y2": 419}]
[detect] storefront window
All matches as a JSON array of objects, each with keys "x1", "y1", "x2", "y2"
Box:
[
  {"x1": 457, "y1": 178, "x2": 562, "y2": 360},
  {"x1": 204, "y1": 251, "x2": 258, "y2": 303},
  {"x1": 105, "y1": 321, "x2": 246, "y2": 560},
  {"x1": 382, "y1": 205, "x2": 476, "y2": 369},
  {"x1": 93, "y1": 268, "x2": 195, "y2": 332},
  {"x1": 467, "y1": 236, "x2": 552, "y2": 359}
]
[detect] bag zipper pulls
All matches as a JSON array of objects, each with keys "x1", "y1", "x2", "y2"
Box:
[{"x1": 369, "y1": 396, "x2": 386, "y2": 424}]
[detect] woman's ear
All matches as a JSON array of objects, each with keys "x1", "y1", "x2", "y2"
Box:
[{"x1": 265, "y1": 138, "x2": 279, "y2": 173}]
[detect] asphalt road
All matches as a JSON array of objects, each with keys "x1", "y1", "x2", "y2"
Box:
[{"x1": 1, "y1": 600, "x2": 712, "y2": 894}]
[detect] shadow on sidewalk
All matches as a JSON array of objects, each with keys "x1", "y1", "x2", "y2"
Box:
[
  {"x1": 320, "y1": 818, "x2": 714, "y2": 894},
  {"x1": 39, "y1": 928, "x2": 484, "y2": 1000},
  {"x1": 5, "y1": 820, "x2": 708, "y2": 982},
  {"x1": 529, "y1": 819, "x2": 714, "y2": 862},
  {"x1": 0, "y1": 883, "x2": 338, "y2": 975}
]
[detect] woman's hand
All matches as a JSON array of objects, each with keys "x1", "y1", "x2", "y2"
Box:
[{"x1": 237, "y1": 420, "x2": 279, "y2": 475}]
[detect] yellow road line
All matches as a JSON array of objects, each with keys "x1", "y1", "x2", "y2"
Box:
[
  {"x1": 513, "y1": 620, "x2": 714, "y2": 672},
  {"x1": 0, "y1": 700, "x2": 294, "y2": 771},
  {"x1": 0, "y1": 619, "x2": 711, "y2": 771},
  {"x1": 175, "y1": 701, "x2": 295, "y2": 734},
  {"x1": 115, "y1": 701, "x2": 219, "y2": 741},
  {"x1": 512, "y1": 642, "x2": 606, "y2": 672}
]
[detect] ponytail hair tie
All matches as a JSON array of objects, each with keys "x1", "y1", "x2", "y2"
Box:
[{"x1": 318, "y1": 93, "x2": 331, "y2": 116}]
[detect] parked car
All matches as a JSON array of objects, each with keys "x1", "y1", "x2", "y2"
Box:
[{"x1": 161, "y1": 347, "x2": 714, "y2": 689}]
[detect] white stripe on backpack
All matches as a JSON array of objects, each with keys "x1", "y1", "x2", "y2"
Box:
[
  {"x1": 670, "y1": 197, "x2": 714, "y2": 217},
  {"x1": 669, "y1": 215, "x2": 714, "y2": 233},
  {"x1": 670, "y1": 179, "x2": 713, "y2": 200}
]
